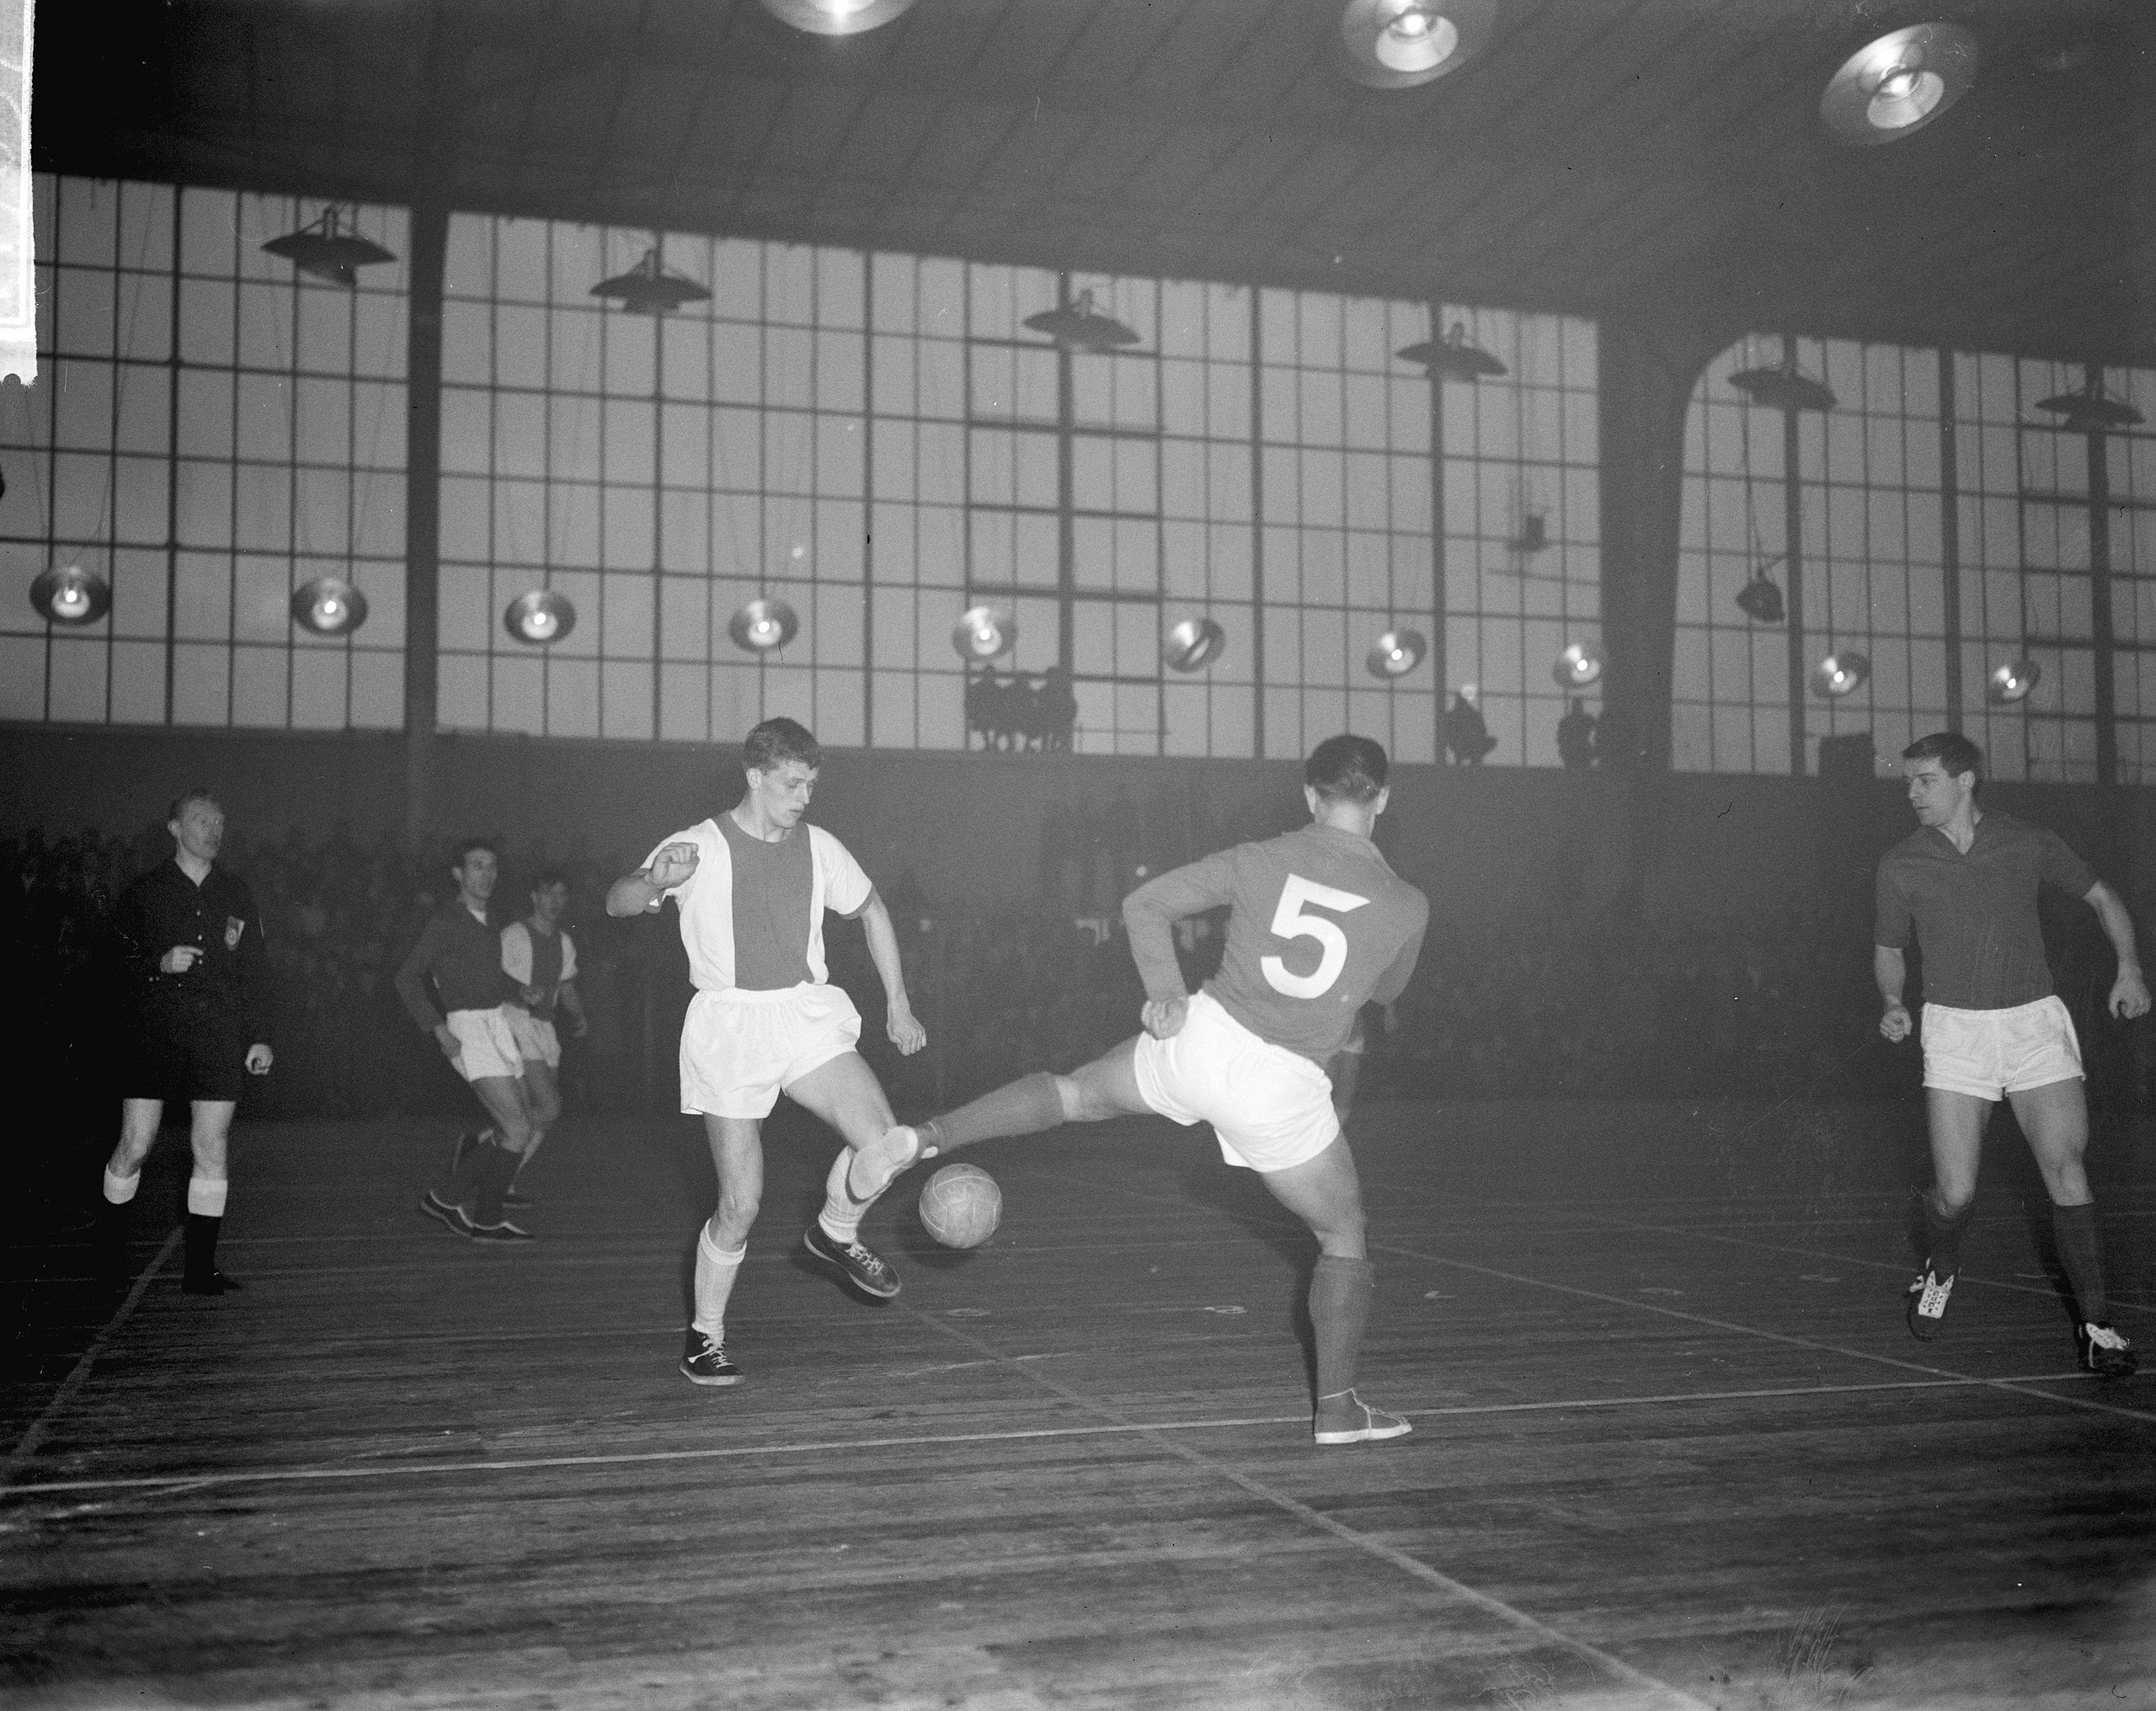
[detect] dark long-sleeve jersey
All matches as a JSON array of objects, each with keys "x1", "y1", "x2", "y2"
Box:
[
  {"x1": 1122, "y1": 822, "x2": 1428, "y2": 1066},
  {"x1": 113, "y1": 861, "x2": 275, "y2": 1043},
  {"x1": 395, "y1": 899, "x2": 513, "y2": 1032}
]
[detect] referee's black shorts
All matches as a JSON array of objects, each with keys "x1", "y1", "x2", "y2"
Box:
[{"x1": 124, "y1": 1004, "x2": 252, "y2": 1102}]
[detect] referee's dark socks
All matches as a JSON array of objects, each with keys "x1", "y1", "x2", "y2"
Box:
[
  {"x1": 2051, "y1": 1201, "x2": 2107, "y2": 1323},
  {"x1": 183, "y1": 1177, "x2": 231, "y2": 1293},
  {"x1": 1922, "y1": 1194, "x2": 1973, "y2": 1277},
  {"x1": 472, "y1": 1144, "x2": 520, "y2": 1224},
  {"x1": 1310, "y1": 1255, "x2": 1377, "y2": 1400},
  {"x1": 445, "y1": 1135, "x2": 497, "y2": 1207}
]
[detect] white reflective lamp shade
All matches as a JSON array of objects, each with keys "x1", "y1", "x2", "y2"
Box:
[
  {"x1": 1366, "y1": 627, "x2": 1428, "y2": 680},
  {"x1": 1809, "y1": 650, "x2": 1870, "y2": 699},
  {"x1": 1340, "y1": 0, "x2": 1497, "y2": 91},
  {"x1": 1987, "y1": 657, "x2": 2041, "y2": 706},
  {"x1": 952, "y1": 604, "x2": 1017, "y2": 663},
  {"x1": 1821, "y1": 23, "x2": 1977, "y2": 145},
  {"x1": 728, "y1": 598, "x2": 799, "y2": 653},
  {"x1": 760, "y1": 0, "x2": 918, "y2": 36},
  {"x1": 505, "y1": 589, "x2": 578, "y2": 645},
  {"x1": 29, "y1": 562, "x2": 109, "y2": 626},
  {"x1": 1164, "y1": 617, "x2": 1227, "y2": 673},
  {"x1": 1552, "y1": 640, "x2": 1603, "y2": 690},
  {"x1": 291, "y1": 576, "x2": 368, "y2": 637}
]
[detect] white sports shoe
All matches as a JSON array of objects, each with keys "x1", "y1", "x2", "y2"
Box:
[{"x1": 846, "y1": 1124, "x2": 938, "y2": 1204}]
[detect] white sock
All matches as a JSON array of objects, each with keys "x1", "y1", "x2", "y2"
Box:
[
  {"x1": 818, "y1": 1148, "x2": 866, "y2": 1245},
  {"x1": 103, "y1": 1166, "x2": 141, "y2": 1206},
  {"x1": 693, "y1": 1226, "x2": 744, "y2": 1343},
  {"x1": 187, "y1": 1177, "x2": 228, "y2": 1218}
]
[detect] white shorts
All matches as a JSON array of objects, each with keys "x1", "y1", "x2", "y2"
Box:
[
  {"x1": 507, "y1": 1009, "x2": 562, "y2": 1069},
  {"x1": 446, "y1": 1007, "x2": 524, "y2": 1083},
  {"x1": 1922, "y1": 995, "x2": 2083, "y2": 1102},
  {"x1": 680, "y1": 983, "x2": 862, "y2": 1119},
  {"x1": 1132, "y1": 990, "x2": 1340, "y2": 1173}
]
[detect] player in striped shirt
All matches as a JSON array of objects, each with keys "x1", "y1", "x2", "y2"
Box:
[{"x1": 854, "y1": 735, "x2": 1429, "y2": 1446}]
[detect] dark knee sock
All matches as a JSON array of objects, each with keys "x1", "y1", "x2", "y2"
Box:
[
  {"x1": 1924, "y1": 1196, "x2": 1974, "y2": 1275},
  {"x1": 2052, "y1": 1201, "x2": 2107, "y2": 1323},
  {"x1": 447, "y1": 1134, "x2": 495, "y2": 1205},
  {"x1": 923, "y1": 1072, "x2": 1065, "y2": 1152},
  {"x1": 472, "y1": 1144, "x2": 519, "y2": 1224},
  {"x1": 183, "y1": 1213, "x2": 222, "y2": 1284},
  {"x1": 1310, "y1": 1255, "x2": 1377, "y2": 1400}
]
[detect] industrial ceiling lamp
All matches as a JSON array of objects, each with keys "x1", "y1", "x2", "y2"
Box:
[
  {"x1": 1809, "y1": 650, "x2": 1870, "y2": 699},
  {"x1": 1340, "y1": 0, "x2": 1497, "y2": 91},
  {"x1": 29, "y1": 562, "x2": 110, "y2": 626},
  {"x1": 1551, "y1": 640, "x2": 1603, "y2": 690},
  {"x1": 261, "y1": 207, "x2": 398, "y2": 288},
  {"x1": 760, "y1": 0, "x2": 918, "y2": 35},
  {"x1": 952, "y1": 604, "x2": 1017, "y2": 663},
  {"x1": 1366, "y1": 627, "x2": 1428, "y2": 680},
  {"x1": 1986, "y1": 656, "x2": 2041, "y2": 706},
  {"x1": 1022, "y1": 289, "x2": 1142, "y2": 354},
  {"x1": 2034, "y1": 370, "x2": 2145, "y2": 434},
  {"x1": 1821, "y1": 23, "x2": 1977, "y2": 146},
  {"x1": 1730, "y1": 343, "x2": 1837, "y2": 414},
  {"x1": 1396, "y1": 321, "x2": 1507, "y2": 381},
  {"x1": 728, "y1": 598, "x2": 799, "y2": 654},
  {"x1": 291, "y1": 577, "x2": 369, "y2": 637},
  {"x1": 1734, "y1": 568, "x2": 1786, "y2": 624},
  {"x1": 591, "y1": 248, "x2": 712, "y2": 316},
  {"x1": 505, "y1": 589, "x2": 578, "y2": 645},
  {"x1": 1164, "y1": 617, "x2": 1227, "y2": 673}
]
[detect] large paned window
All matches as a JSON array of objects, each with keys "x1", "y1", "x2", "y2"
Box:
[{"x1": 0, "y1": 176, "x2": 408, "y2": 728}]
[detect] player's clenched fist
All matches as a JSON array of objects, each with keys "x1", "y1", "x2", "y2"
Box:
[
  {"x1": 645, "y1": 842, "x2": 700, "y2": 888},
  {"x1": 1141, "y1": 996, "x2": 1188, "y2": 1040}
]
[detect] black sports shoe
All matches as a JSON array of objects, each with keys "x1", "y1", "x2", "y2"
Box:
[
  {"x1": 467, "y1": 1218, "x2": 534, "y2": 1244},
  {"x1": 2078, "y1": 1322, "x2": 2137, "y2": 1378},
  {"x1": 802, "y1": 1224, "x2": 900, "y2": 1299},
  {"x1": 680, "y1": 1330, "x2": 740, "y2": 1387},
  {"x1": 182, "y1": 1270, "x2": 241, "y2": 1297},
  {"x1": 1906, "y1": 1264, "x2": 1955, "y2": 1341},
  {"x1": 420, "y1": 1191, "x2": 474, "y2": 1239}
]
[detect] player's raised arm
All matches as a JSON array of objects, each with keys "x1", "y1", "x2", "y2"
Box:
[{"x1": 607, "y1": 842, "x2": 698, "y2": 916}]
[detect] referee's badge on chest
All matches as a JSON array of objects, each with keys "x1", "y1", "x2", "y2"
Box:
[{"x1": 225, "y1": 916, "x2": 247, "y2": 950}]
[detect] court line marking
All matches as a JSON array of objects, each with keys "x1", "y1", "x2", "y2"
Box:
[
  {"x1": 898, "y1": 1303, "x2": 1715, "y2": 1711},
  {"x1": 3, "y1": 1226, "x2": 184, "y2": 1488},
  {"x1": 1372, "y1": 1241, "x2": 2156, "y2": 1426},
  {"x1": 0, "y1": 1373, "x2": 2091, "y2": 1500}
]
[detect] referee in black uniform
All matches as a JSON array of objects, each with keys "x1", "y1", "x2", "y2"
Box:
[{"x1": 99, "y1": 789, "x2": 274, "y2": 1295}]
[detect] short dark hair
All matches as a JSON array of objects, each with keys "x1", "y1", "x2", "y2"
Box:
[
  {"x1": 744, "y1": 717, "x2": 820, "y2": 775},
  {"x1": 530, "y1": 867, "x2": 568, "y2": 891},
  {"x1": 452, "y1": 836, "x2": 498, "y2": 866},
  {"x1": 1306, "y1": 734, "x2": 1389, "y2": 803},
  {"x1": 1903, "y1": 731, "x2": 1983, "y2": 782},
  {"x1": 167, "y1": 787, "x2": 220, "y2": 823}
]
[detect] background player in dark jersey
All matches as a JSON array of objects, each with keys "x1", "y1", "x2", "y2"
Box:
[
  {"x1": 1876, "y1": 731, "x2": 2148, "y2": 1377},
  {"x1": 99, "y1": 789, "x2": 274, "y2": 1295},
  {"x1": 852, "y1": 735, "x2": 1430, "y2": 1445},
  {"x1": 396, "y1": 840, "x2": 537, "y2": 1241},
  {"x1": 500, "y1": 868, "x2": 587, "y2": 1207}
]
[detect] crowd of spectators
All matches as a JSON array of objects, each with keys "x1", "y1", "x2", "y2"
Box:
[{"x1": 8, "y1": 819, "x2": 2148, "y2": 1182}]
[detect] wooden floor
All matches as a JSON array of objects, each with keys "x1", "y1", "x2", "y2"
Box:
[{"x1": 4, "y1": 1096, "x2": 2153, "y2": 1711}]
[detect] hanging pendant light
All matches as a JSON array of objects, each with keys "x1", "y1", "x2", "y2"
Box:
[
  {"x1": 1986, "y1": 657, "x2": 2041, "y2": 706},
  {"x1": 1551, "y1": 640, "x2": 1603, "y2": 690},
  {"x1": 505, "y1": 589, "x2": 578, "y2": 645},
  {"x1": 1809, "y1": 650, "x2": 1870, "y2": 699},
  {"x1": 1822, "y1": 24, "x2": 1977, "y2": 146},
  {"x1": 1164, "y1": 617, "x2": 1227, "y2": 673},
  {"x1": 1396, "y1": 321, "x2": 1507, "y2": 381},
  {"x1": 29, "y1": 562, "x2": 110, "y2": 626},
  {"x1": 1366, "y1": 627, "x2": 1428, "y2": 680},
  {"x1": 1022, "y1": 289, "x2": 1142, "y2": 353},
  {"x1": 760, "y1": 0, "x2": 918, "y2": 35},
  {"x1": 1340, "y1": 0, "x2": 1497, "y2": 91},
  {"x1": 262, "y1": 207, "x2": 398, "y2": 288},
  {"x1": 728, "y1": 598, "x2": 799, "y2": 653},
  {"x1": 2034, "y1": 371, "x2": 2144, "y2": 434},
  {"x1": 291, "y1": 577, "x2": 368, "y2": 637},
  {"x1": 591, "y1": 248, "x2": 712, "y2": 316},
  {"x1": 1730, "y1": 346, "x2": 1837, "y2": 414},
  {"x1": 952, "y1": 604, "x2": 1017, "y2": 663},
  {"x1": 1734, "y1": 568, "x2": 1786, "y2": 624}
]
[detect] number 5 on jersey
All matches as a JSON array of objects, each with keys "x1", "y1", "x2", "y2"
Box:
[{"x1": 1261, "y1": 873, "x2": 1370, "y2": 999}]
